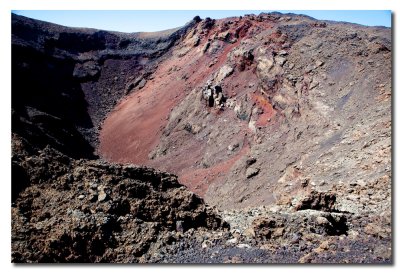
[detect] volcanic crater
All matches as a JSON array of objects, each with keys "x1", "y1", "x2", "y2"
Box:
[{"x1": 12, "y1": 13, "x2": 391, "y2": 263}]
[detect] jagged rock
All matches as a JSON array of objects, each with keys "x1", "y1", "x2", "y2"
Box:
[
  {"x1": 301, "y1": 178, "x2": 310, "y2": 188},
  {"x1": 12, "y1": 148, "x2": 227, "y2": 262},
  {"x1": 12, "y1": 12, "x2": 392, "y2": 264},
  {"x1": 191, "y1": 35, "x2": 200, "y2": 47},
  {"x1": 202, "y1": 41, "x2": 210, "y2": 53},
  {"x1": 243, "y1": 228, "x2": 256, "y2": 238},
  {"x1": 228, "y1": 143, "x2": 239, "y2": 151},
  {"x1": 245, "y1": 157, "x2": 257, "y2": 167},
  {"x1": 216, "y1": 65, "x2": 234, "y2": 83},
  {"x1": 237, "y1": 244, "x2": 251, "y2": 249},
  {"x1": 316, "y1": 216, "x2": 329, "y2": 225},
  {"x1": 176, "y1": 221, "x2": 184, "y2": 232},
  {"x1": 275, "y1": 56, "x2": 287, "y2": 67},
  {"x1": 202, "y1": 82, "x2": 225, "y2": 108},
  {"x1": 137, "y1": 79, "x2": 147, "y2": 89},
  {"x1": 97, "y1": 192, "x2": 108, "y2": 202},
  {"x1": 278, "y1": 50, "x2": 288, "y2": 56},
  {"x1": 294, "y1": 191, "x2": 337, "y2": 212},
  {"x1": 73, "y1": 61, "x2": 101, "y2": 80},
  {"x1": 226, "y1": 237, "x2": 238, "y2": 244},
  {"x1": 246, "y1": 167, "x2": 260, "y2": 179},
  {"x1": 202, "y1": 240, "x2": 212, "y2": 249}
]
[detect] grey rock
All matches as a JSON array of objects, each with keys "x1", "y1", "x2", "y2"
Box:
[
  {"x1": 98, "y1": 192, "x2": 108, "y2": 202},
  {"x1": 245, "y1": 157, "x2": 257, "y2": 167},
  {"x1": 246, "y1": 167, "x2": 260, "y2": 179},
  {"x1": 73, "y1": 61, "x2": 100, "y2": 79},
  {"x1": 137, "y1": 79, "x2": 147, "y2": 89},
  {"x1": 316, "y1": 216, "x2": 330, "y2": 226},
  {"x1": 176, "y1": 220, "x2": 184, "y2": 232},
  {"x1": 228, "y1": 143, "x2": 239, "y2": 151}
]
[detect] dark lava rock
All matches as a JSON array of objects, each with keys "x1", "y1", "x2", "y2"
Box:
[
  {"x1": 12, "y1": 147, "x2": 226, "y2": 263},
  {"x1": 295, "y1": 191, "x2": 337, "y2": 212},
  {"x1": 11, "y1": 13, "x2": 200, "y2": 158},
  {"x1": 11, "y1": 12, "x2": 391, "y2": 264}
]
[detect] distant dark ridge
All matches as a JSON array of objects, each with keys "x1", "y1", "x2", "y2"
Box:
[{"x1": 11, "y1": 13, "x2": 200, "y2": 159}]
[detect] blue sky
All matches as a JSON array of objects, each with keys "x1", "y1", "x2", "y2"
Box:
[{"x1": 12, "y1": 10, "x2": 391, "y2": 32}]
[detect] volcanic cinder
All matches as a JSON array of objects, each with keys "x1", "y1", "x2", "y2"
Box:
[{"x1": 12, "y1": 12, "x2": 391, "y2": 263}]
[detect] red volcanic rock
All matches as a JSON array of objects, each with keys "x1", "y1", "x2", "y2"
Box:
[
  {"x1": 98, "y1": 13, "x2": 391, "y2": 213},
  {"x1": 12, "y1": 12, "x2": 392, "y2": 263}
]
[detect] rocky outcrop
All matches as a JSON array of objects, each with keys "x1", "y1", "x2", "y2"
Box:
[
  {"x1": 202, "y1": 81, "x2": 226, "y2": 108},
  {"x1": 155, "y1": 201, "x2": 390, "y2": 263},
  {"x1": 12, "y1": 12, "x2": 391, "y2": 263},
  {"x1": 12, "y1": 14, "x2": 199, "y2": 159},
  {"x1": 12, "y1": 146, "x2": 226, "y2": 262},
  {"x1": 95, "y1": 12, "x2": 391, "y2": 217},
  {"x1": 294, "y1": 191, "x2": 337, "y2": 212}
]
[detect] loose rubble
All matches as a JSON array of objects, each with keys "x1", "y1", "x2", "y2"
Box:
[{"x1": 12, "y1": 12, "x2": 391, "y2": 263}]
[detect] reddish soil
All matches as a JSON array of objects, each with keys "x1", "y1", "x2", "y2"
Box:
[
  {"x1": 12, "y1": 13, "x2": 393, "y2": 263},
  {"x1": 252, "y1": 93, "x2": 276, "y2": 126},
  {"x1": 180, "y1": 154, "x2": 242, "y2": 196},
  {"x1": 180, "y1": 142, "x2": 250, "y2": 196},
  {"x1": 100, "y1": 47, "x2": 220, "y2": 164},
  {"x1": 99, "y1": 17, "x2": 278, "y2": 196},
  {"x1": 98, "y1": 60, "x2": 184, "y2": 164}
]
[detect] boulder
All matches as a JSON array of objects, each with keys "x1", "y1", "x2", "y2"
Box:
[
  {"x1": 73, "y1": 61, "x2": 100, "y2": 80},
  {"x1": 216, "y1": 65, "x2": 234, "y2": 83},
  {"x1": 246, "y1": 167, "x2": 260, "y2": 178}
]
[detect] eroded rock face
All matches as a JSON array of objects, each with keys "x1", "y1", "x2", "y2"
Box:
[
  {"x1": 12, "y1": 12, "x2": 392, "y2": 263},
  {"x1": 12, "y1": 146, "x2": 226, "y2": 262},
  {"x1": 95, "y1": 12, "x2": 391, "y2": 215},
  {"x1": 294, "y1": 191, "x2": 337, "y2": 212},
  {"x1": 12, "y1": 13, "x2": 198, "y2": 158}
]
